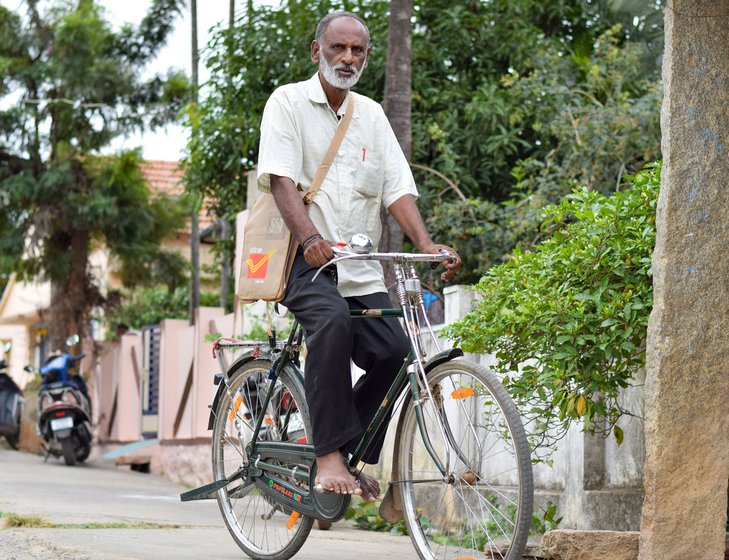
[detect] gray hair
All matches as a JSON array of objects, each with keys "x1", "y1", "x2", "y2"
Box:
[{"x1": 315, "y1": 11, "x2": 370, "y2": 45}]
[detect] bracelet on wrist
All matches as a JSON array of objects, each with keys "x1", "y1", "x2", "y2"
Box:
[{"x1": 302, "y1": 234, "x2": 323, "y2": 249}]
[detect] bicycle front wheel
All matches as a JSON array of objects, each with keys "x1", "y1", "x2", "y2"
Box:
[
  {"x1": 211, "y1": 358, "x2": 314, "y2": 560},
  {"x1": 398, "y1": 359, "x2": 533, "y2": 560}
]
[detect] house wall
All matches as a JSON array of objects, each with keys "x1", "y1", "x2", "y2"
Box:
[
  {"x1": 0, "y1": 273, "x2": 49, "y2": 390},
  {"x1": 0, "y1": 323, "x2": 34, "y2": 389}
]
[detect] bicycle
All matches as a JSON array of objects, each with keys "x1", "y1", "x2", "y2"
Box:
[{"x1": 182, "y1": 235, "x2": 534, "y2": 560}]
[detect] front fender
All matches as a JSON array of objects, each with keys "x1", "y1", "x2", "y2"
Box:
[
  {"x1": 379, "y1": 347, "x2": 464, "y2": 521},
  {"x1": 397, "y1": 346, "x2": 463, "y2": 430},
  {"x1": 423, "y1": 347, "x2": 463, "y2": 373}
]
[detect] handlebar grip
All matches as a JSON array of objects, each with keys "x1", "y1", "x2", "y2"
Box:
[{"x1": 430, "y1": 249, "x2": 454, "y2": 269}]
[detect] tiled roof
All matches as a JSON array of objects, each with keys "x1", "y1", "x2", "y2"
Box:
[
  {"x1": 139, "y1": 160, "x2": 214, "y2": 230},
  {"x1": 139, "y1": 160, "x2": 185, "y2": 195}
]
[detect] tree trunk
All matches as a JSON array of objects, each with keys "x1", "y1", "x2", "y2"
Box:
[
  {"x1": 381, "y1": 0, "x2": 413, "y2": 301},
  {"x1": 48, "y1": 229, "x2": 90, "y2": 351},
  {"x1": 189, "y1": 0, "x2": 200, "y2": 323},
  {"x1": 218, "y1": 0, "x2": 236, "y2": 311}
]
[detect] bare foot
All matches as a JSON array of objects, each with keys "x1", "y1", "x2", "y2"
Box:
[
  {"x1": 315, "y1": 451, "x2": 362, "y2": 496},
  {"x1": 355, "y1": 472, "x2": 380, "y2": 503}
]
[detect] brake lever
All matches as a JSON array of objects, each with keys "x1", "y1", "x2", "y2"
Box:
[
  {"x1": 429, "y1": 249, "x2": 455, "y2": 270},
  {"x1": 311, "y1": 245, "x2": 356, "y2": 282}
]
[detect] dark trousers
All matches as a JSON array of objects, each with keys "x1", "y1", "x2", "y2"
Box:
[{"x1": 281, "y1": 250, "x2": 410, "y2": 464}]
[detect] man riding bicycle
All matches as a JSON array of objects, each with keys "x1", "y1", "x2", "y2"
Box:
[{"x1": 256, "y1": 10, "x2": 461, "y2": 500}]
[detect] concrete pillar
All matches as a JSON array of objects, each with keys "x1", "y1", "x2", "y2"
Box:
[
  {"x1": 115, "y1": 333, "x2": 143, "y2": 442},
  {"x1": 640, "y1": 2, "x2": 729, "y2": 558},
  {"x1": 192, "y1": 306, "x2": 226, "y2": 439},
  {"x1": 443, "y1": 285, "x2": 475, "y2": 326},
  {"x1": 158, "y1": 319, "x2": 190, "y2": 441}
]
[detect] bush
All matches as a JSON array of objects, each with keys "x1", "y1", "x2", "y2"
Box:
[
  {"x1": 445, "y1": 162, "x2": 660, "y2": 451},
  {"x1": 105, "y1": 286, "x2": 219, "y2": 336}
]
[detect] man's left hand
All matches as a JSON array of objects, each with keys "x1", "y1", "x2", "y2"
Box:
[{"x1": 428, "y1": 244, "x2": 461, "y2": 282}]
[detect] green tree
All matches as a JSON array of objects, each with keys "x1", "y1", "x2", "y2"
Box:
[
  {"x1": 414, "y1": 1, "x2": 663, "y2": 284},
  {"x1": 0, "y1": 0, "x2": 189, "y2": 347},
  {"x1": 185, "y1": 0, "x2": 662, "y2": 287},
  {"x1": 423, "y1": 22, "x2": 662, "y2": 284},
  {"x1": 445, "y1": 163, "x2": 660, "y2": 453}
]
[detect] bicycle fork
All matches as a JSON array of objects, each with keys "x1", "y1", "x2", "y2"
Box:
[{"x1": 396, "y1": 263, "x2": 460, "y2": 481}]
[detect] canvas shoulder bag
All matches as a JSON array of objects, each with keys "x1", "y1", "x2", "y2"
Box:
[{"x1": 237, "y1": 94, "x2": 355, "y2": 304}]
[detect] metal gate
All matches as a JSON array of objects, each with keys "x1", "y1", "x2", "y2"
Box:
[{"x1": 141, "y1": 325, "x2": 161, "y2": 438}]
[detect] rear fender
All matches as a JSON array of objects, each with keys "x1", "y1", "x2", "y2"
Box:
[{"x1": 206, "y1": 351, "x2": 273, "y2": 431}]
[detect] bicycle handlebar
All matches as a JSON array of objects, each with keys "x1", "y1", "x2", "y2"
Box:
[
  {"x1": 332, "y1": 245, "x2": 454, "y2": 262},
  {"x1": 312, "y1": 245, "x2": 455, "y2": 282}
]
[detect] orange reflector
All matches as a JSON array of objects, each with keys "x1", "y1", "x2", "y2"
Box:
[
  {"x1": 451, "y1": 387, "x2": 474, "y2": 399},
  {"x1": 264, "y1": 414, "x2": 275, "y2": 426},
  {"x1": 229, "y1": 394, "x2": 243, "y2": 421},
  {"x1": 286, "y1": 511, "x2": 300, "y2": 530}
]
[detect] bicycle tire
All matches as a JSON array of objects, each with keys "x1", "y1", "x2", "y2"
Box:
[
  {"x1": 398, "y1": 359, "x2": 533, "y2": 560},
  {"x1": 212, "y1": 358, "x2": 314, "y2": 560}
]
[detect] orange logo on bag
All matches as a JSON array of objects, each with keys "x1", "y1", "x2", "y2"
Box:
[{"x1": 246, "y1": 250, "x2": 277, "y2": 279}]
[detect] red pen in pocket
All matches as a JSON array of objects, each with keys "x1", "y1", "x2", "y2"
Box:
[{"x1": 362, "y1": 147, "x2": 366, "y2": 162}]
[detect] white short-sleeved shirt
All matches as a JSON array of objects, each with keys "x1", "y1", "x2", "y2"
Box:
[{"x1": 257, "y1": 73, "x2": 418, "y2": 297}]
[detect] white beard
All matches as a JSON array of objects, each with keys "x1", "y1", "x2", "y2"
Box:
[{"x1": 319, "y1": 54, "x2": 365, "y2": 90}]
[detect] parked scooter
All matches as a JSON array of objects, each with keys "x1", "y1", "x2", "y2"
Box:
[
  {"x1": 0, "y1": 342, "x2": 23, "y2": 450},
  {"x1": 32, "y1": 335, "x2": 92, "y2": 465}
]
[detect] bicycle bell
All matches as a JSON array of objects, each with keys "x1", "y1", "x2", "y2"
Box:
[{"x1": 348, "y1": 234, "x2": 373, "y2": 254}]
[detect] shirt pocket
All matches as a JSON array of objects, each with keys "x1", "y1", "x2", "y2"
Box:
[
  {"x1": 346, "y1": 150, "x2": 384, "y2": 236},
  {"x1": 352, "y1": 150, "x2": 384, "y2": 198}
]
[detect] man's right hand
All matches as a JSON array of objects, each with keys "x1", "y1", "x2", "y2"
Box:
[{"x1": 303, "y1": 238, "x2": 335, "y2": 268}]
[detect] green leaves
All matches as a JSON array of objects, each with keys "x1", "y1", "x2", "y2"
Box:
[
  {"x1": 343, "y1": 499, "x2": 408, "y2": 534},
  {"x1": 0, "y1": 1, "x2": 189, "y2": 342},
  {"x1": 105, "y1": 286, "x2": 218, "y2": 334},
  {"x1": 184, "y1": 0, "x2": 662, "y2": 290},
  {"x1": 445, "y1": 162, "x2": 661, "y2": 450}
]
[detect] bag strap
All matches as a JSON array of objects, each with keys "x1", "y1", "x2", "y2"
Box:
[{"x1": 303, "y1": 93, "x2": 355, "y2": 205}]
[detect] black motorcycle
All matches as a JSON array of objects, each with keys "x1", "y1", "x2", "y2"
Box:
[
  {"x1": 34, "y1": 335, "x2": 92, "y2": 466},
  {"x1": 0, "y1": 342, "x2": 23, "y2": 450}
]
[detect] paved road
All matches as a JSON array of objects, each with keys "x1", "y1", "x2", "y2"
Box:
[{"x1": 0, "y1": 447, "x2": 417, "y2": 559}]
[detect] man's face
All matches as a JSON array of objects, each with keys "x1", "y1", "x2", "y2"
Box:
[{"x1": 312, "y1": 16, "x2": 371, "y2": 90}]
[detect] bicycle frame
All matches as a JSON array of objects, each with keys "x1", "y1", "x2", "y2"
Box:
[
  {"x1": 183, "y1": 246, "x2": 464, "y2": 522},
  {"x1": 182, "y1": 240, "x2": 534, "y2": 560}
]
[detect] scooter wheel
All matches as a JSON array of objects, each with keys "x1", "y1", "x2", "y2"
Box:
[{"x1": 61, "y1": 438, "x2": 76, "y2": 466}]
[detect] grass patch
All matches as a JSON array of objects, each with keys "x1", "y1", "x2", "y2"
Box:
[
  {"x1": 0, "y1": 512, "x2": 181, "y2": 530},
  {"x1": 1, "y1": 512, "x2": 54, "y2": 528}
]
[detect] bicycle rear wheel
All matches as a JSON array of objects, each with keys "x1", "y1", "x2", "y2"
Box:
[
  {"x1": 211, "y1": 358, "x2": 314, "y2": 560},
  {"x1": 398, "y1": 359, "x2": 533, "y2": 560}
]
